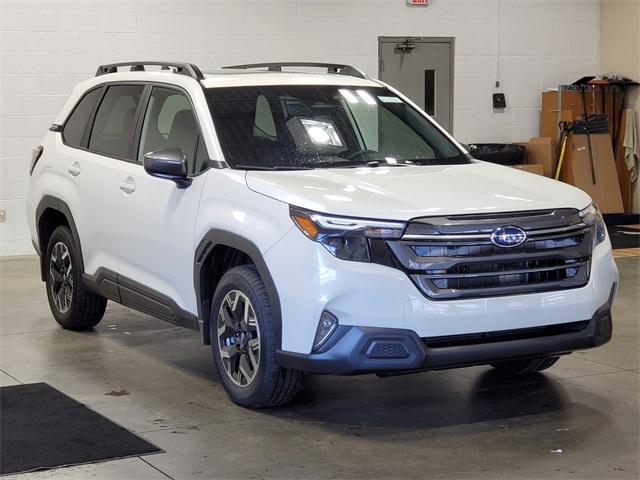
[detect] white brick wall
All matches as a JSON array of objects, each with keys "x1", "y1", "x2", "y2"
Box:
[{"x1": 0, "y1": 0, "x2": 601, "y2": 255}]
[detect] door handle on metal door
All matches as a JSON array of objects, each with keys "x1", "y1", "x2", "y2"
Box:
[
  {"x1": 66, "y1": 161, "x2": 81, "y2": 177},
  {"x1": 119, "y1": 177, "x2": 136, "y2": 194}
]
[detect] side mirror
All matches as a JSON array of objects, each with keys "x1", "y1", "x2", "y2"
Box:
[{"x1": 143, "y1": 148, "x2": 192, "y2": 189}]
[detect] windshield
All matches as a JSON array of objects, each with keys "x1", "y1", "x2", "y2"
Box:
[{"x1": 206, "y1": 85, "x2": 468, "y2": 170}]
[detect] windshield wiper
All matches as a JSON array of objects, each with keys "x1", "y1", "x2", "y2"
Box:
[
  {"x1": 233, "y1": 164, "x2": 314, "y2": 171},
  {"x1": 363, "y1": 156, "x2": 468, "y2": 167},
  {"x1": 362, "y1": 160, "x2": 409, "y2": 167},
  {"x1": 233, "y1": 158, "x2": 414, "y2": 171},
  {"x1": 313, "y1": 159, "x2": 410, "y2": 169}
]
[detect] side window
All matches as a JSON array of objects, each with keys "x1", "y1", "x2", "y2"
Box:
[
  {"x1": 88, "y1": 85, "x2": 144, "y2": 158},
  {"x1": 62, "y1": 88, "x2": 102, "y2": 147},
  {"x1": 157, "y1": 94, "x2": 190, "y2": 136},
  {"x1": 138, "y1": 87, "x2": 207, "y2": 174}
]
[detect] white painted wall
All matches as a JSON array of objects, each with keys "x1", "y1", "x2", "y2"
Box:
[{"x1": 0, "y1": 0, "x2": 602, "y2": 255}]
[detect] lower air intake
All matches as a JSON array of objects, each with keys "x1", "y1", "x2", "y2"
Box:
[{"x1": 366, "y1": 340, "x2": 410, "y2": 359}]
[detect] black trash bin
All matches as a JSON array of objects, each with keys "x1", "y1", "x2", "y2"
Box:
[{"x1": 468, "y1": 143, "x2": 526, "y2": 165}]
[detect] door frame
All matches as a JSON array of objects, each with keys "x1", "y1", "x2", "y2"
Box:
[{"x1": 377, "y1": 36, "x2": 455, "y2": 131}]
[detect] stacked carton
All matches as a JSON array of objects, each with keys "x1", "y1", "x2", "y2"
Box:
[{"x1": 515, "y1": 90, "x2": 625, "y2": 214}]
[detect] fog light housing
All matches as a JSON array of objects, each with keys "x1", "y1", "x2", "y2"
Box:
[{"x1": 313, "y1": 311, "x2": 338, "y2": 351}]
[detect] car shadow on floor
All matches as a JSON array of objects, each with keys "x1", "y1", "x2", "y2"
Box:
[
  {"x1": 276, "y1": 371, "x2": 566, "y2": 428},
  {"x1": 260, "y1": 370, "x2": 605, "y2": 438}
]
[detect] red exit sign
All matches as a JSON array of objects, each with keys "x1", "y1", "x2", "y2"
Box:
[{"x1": 407, "y1": 0, "x2": 430, "y2": 6}]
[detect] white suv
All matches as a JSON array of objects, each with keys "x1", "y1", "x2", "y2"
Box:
[{"x1": 27, "y1": 61, "x2": 618, "y2": 408}]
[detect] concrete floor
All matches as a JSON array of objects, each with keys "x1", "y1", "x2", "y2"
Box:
[{"x1": 1, "y1": 255, "x2": 638, "y2": 480}]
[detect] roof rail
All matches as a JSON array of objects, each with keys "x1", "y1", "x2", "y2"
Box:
[
  {"x1": 222, "y1": 62, "x2": 368, "y2": 79},
  {"x1": 95, "y1": 61, "x2": 204, "y2": 81}
]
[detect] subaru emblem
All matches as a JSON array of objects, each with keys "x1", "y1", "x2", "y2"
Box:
[{"x1": 490, "y1": 226, "x2": 527, "y2": 248}]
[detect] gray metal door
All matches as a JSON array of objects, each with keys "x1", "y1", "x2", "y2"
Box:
[{"x1": 379, "y1": 37, "x2": 454, "y2": 133}]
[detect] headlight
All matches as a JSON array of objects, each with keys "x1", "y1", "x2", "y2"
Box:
[
  {"x1": 290, "y1": 207, "x2": 406, "y2": 262},
  {"x1": 579, "y1": 202, "x2": 607, "y2": 247}
]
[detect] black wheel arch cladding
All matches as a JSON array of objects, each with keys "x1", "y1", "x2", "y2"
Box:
[
  {"x1": 35, "y1": 196, "x2": 85, "y2": 281},
  {"x1": 194, "y1": 230, "x2": 283, "y2": 349}
]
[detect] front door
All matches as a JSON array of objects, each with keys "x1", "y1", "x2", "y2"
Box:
[
  {"x1": 110, "y1": 85, "x2": 209, "y2": 316},
  {"x1": 379, "y1": 37, "x2": 454, "y2": 133}
]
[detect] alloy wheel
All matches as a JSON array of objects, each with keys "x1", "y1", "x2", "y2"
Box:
[
  {"x1": 49, "y1": 242, "x2": 73, "y2": 313},
  {"x1": 217, "y1": 290, "x2": 261, "y2": 387}
]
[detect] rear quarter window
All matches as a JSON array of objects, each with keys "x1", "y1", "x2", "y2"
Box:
[{"x1": 62, "y1": 88, "x2": 102, "y2": 147}]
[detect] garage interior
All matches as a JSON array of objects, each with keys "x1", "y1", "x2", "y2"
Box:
[{"x1": 1, "y1": 0, "x2": 639, "y2": 479}]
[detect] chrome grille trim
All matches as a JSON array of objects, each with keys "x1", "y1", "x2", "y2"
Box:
[
  {"x1": 386, "y1": 209, "x2": 593, "y2": 300},
  {"x1": 401, "y1": 223, "x2": 590, "y2": 242}
]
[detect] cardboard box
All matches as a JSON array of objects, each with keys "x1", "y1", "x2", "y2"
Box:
[
  {"x1": 526, "y1": 137, "x2": 554, "y2": 177},
  {"x1": 614, "y1": 109, "x2": 633, "y2": 213},
  {"x1": 511, "y1": 164, "x2": 544, "y2": 175},
  {"x1": 541, "y1": 91, "x2": 560, "y2": 144},
  {"x1": 563, "y1": 133, "x2": 624, "y2": 214},
  {"x1": 560, "y1": 90, "x2": 587, "y2": 119},
  {"x1": 540, "y1": 91, "x2": 573, "y2": 161}
]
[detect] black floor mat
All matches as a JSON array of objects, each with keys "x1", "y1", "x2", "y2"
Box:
[
  {"x1": 608, "y1": 226, "x2": 640, "y2": 249},
  {"x1": 0, "y1": 383, "x2": 161, "y2": 475}
]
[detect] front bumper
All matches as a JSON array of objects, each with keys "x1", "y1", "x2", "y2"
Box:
[
  {"x1": 276, "y1": 295, "x2": 614, "y2": 374},
  {"x1": 266, "y1": 226, "x2": 618, "y2": 354}
]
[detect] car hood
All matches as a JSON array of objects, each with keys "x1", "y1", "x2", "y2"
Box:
[{"x1": 245, "y1": 161, "x2": 592, "y2": 221}]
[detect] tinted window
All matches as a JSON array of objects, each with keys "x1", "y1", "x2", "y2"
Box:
[
  {"x1": 63, "y1": 88, "x2": 101, "y2": 147},
  {"x1": 206, "y1": 85, "x2": 465, "y2": 170},
  {"x1": 89, "y1": 85, "x2": 144, "y2": 158},
  {"x1": 138, "y1": 87, "x2": 207, "y2": 173}
]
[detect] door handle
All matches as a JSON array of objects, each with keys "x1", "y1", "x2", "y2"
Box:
[
  {"x1": 119, "y1": 177, "x2": 136, "y2": 194},
  {"x1": 66, "y1": 161, "x2": 81, "y2": 177}
]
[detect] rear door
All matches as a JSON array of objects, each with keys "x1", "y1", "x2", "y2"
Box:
[{"x1": 63, "y1": 84, "x2": 146, "y2": 289}]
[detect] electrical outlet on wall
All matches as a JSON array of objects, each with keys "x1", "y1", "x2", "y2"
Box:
[{"x1": 0, "y1": 210, "x2": 6, "y2": 222}]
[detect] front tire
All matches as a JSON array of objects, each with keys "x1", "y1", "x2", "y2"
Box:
[
  {"x1": 210, "y1": 265, "x2": 302, "y2": 408},
  {"x1": 45, "y1": 226, "x2": 106, "y2": 330},
  {"x1": 490, "y1": 356, "x2": 559, "y2": 374}
]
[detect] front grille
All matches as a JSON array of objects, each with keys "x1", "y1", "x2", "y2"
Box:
[{"x1": 386, "y1": 209, "x2": 593, "y2": 300}]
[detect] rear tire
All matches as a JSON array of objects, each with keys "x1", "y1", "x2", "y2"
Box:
[
  {"x1": 210, "y1": 265, "x2": 302, "y2": 408},
  {"x1": 490, "y1": 356, "x2": 559, "y2": 374},
  {"x1": 45, "y1": 226, "x2": 106, "y2": 330}
]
